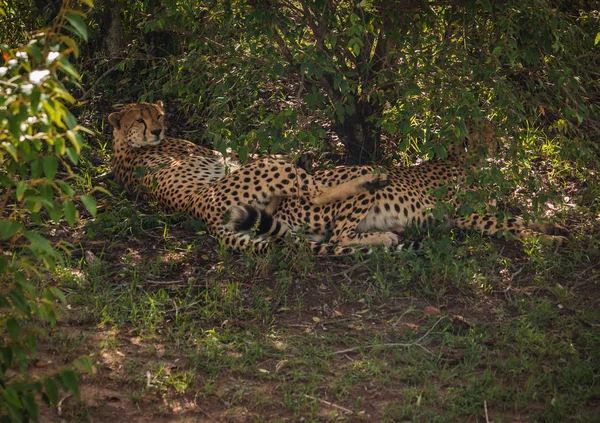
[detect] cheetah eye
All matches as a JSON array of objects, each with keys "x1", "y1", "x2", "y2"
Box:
[{"x1": 136, "y1": 118, "x2": 144, "y2": 124}]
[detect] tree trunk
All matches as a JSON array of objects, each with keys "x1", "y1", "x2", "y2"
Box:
[
  {"x1": 103, "y1": 0, "x2": 124, "y2": 58},
  {"x1": 335, "y1": 115, "x2": 380, "y2": 165},
  {"x1": 334, "y1": 100, "x2": 381, "y2": 165}
]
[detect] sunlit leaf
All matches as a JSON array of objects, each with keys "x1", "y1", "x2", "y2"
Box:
[
  {"x1": 42, "y1": 156, "x2": 58, "y2": 180},
  {"x1": 80, "y1": 195, "x2": 96, "y2": 217},
  {"x1": 59, "y1": 370, "x2": 79, "y2": 398},
  {"x1": 44, "y1": 378, "x2": 59, "y2": 405},
  {"x1": 65, "y1": 12, "x2": 88, "y2": 41},
  {"x1": 63, "y1": 199, "x2": 77, "y2": 225},
  {"x1": 0, "y1": 220, "x2": 21, "y2": 240},
  {"x1": 74, "y1": 356, "x2": 94, "y2": 373}
]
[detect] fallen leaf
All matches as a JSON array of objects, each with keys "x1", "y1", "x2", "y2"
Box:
[
  {"x1": 451, "y1": 314, "x2": 473, "y2": 329},
  {"x1": 404, "y1": 323, "x2": 420, "y2": 330},
  {"x1": 312, "y1": 316, "x2": 321, "y2": 322},
  {"x1": 424, "y1": 306, "x2": 440, "y2": 315}
]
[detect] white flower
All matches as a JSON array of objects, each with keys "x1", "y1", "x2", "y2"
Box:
[
  {"x1": 8, "y1": 59, "x2": 17, "y2": 67},
  {"x1": 16, "y1": 52, "x2": 28, "y2": 59},
  {"x1": 47, "y1": 51, "x2": 60, "y2": 63},
  {"x1": 29, "y1": 69, "x2": 50, "y2": 84},
  {"x1": 0, "y1": 67, "x2": 7, "y2": 76},
  {"x1": 21, "y1": 84, "x2": 33, "y2": 94}
]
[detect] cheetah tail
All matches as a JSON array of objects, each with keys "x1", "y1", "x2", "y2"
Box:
[{"x1": 223, "y1": 204, "x2": 291, "y2": 237}]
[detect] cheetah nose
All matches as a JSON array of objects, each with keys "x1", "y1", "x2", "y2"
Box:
[{"x1": 151, "y1": 129, "x2": 162, "y2": 136}]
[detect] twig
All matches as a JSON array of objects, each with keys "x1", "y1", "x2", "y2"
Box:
[
  {"x1": 146, "y1": 279, "x2": 186, "y2": 285},
  {"x1": 93, "y1": 170, "x2": 114, "y2": 183},
  {"x1": 331, "y1": 261, "x2": 368, "y2": 277},
  {"x1": 484, "y1": 400, "x2": 490, "y2": 423},
  {"x1": 333, "y1": 316, "x2": 445, "y2": 355},
  {"x1": 510, "y1": 265, "x2": 525, "y2": 281},
  {"x1": 304, "y1": 394, "x2": 353, "y2": 415},
  {"x1": 57, "y1": 393, "x2": 73, "y2": 416}
]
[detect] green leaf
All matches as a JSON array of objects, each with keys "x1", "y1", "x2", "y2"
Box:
[
  {"x1": 66, "y1": 147, "x2": 79, "y2": 164},
  {"x1": 24, "y1": 231, "x2": 55, "y2": 256},
  {"x1": 0, "y1": 220, "x2": 21, "y2": 240},
  {"x1": 6, "y1": 318, "x2": 20, "y2": 342},
  {"x1": 74, "y1": 356, "x2": 94, "y2": 373},
  {"x1": 63, "y1": 199, "x2": 77, "y2": 225},
  {"x1": 24, "y1": 195, "x2": 54, "y2": 208},
  {"x1": 49, "y1": 287, "x2": 67, "y2": 304},
  {"x1": 595, "y1": 32, "x2": 600, "y2": 46},
  {"x1": 44, "y1": 378, "x2": 59, "y2": 405},
  {"x1": 57, "y1": 180, "x2": 75, "y2": 197},
  {"x1": 65, "y1": 12, "x2": 88, "y2": 41},
  {"x1": 57, "y1": 56, "x2": 80, "y2": 79},
  {"x1": 16, "y1": 181, "x2": 28, "y2": 200},
  {"x1": 479, "y1": 0, "x2": 492, "y2": 12},
  {"x1": 80, "y1": 195, "x2": 96, "y2": 217},
  {"x1": 433, "y1": 144, "x2": 447, "y2": 159},
  {"x1": 1, "y1": 346, "x2": 14, "y2": 369},
  {"x1": 8, "y1": 289, "x2": 31, "y2": 316},
  {"x1": 60, "y1": 369, "x2": 80, "y2": 398},
  {"x1": 2, "y1": 386, "x2": 22, "y2": 408},
  {"x1": 458, "y1": 204, "x2": 474, "y2": 216},
  {"x1": 273, "y1": 63, "x2": 284, "y2": 76},
  {"x1": 21, "y1": 392, "x2": 39, "y2": 421},
  {"x1": 63, "y1": 111, "x2": 78, "y2": 129},
  {"x1": 43, "y1": 156, "x2": 58, "y2": 180}
]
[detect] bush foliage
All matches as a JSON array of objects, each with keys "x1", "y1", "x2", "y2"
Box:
[
  {"x1": 0, "y1": 1, "x2": 94, "y2": 421},
  {"x1": 77, "y1": 0, "x2": 598, "y2": 165},
  {"x1": 0, "y1": 0, "x2": 598, "y2": 420}
]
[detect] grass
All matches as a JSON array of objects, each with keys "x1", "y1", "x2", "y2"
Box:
[
  {"x1": 29, "y1": 128, "x2": 600, "y2": 421},
  {"x1": 37, "y1": 202, "x2": 599, "y2": 422}
]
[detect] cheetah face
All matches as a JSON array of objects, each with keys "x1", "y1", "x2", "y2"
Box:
[{"x1": 108, "y1": 101, "x2": 166, "y2": 148}]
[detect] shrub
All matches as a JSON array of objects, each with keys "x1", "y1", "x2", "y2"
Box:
[{"x1": 0, "y1": 1, "x2": 95, "y2": 421}]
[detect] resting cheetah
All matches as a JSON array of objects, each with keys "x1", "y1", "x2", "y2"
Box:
[
  {"x1": 108, "y1": 102, "x2": 389, "y2": 252},
  {"x1": 231, "y1": 125, "x2": 568, "y2": 248}
]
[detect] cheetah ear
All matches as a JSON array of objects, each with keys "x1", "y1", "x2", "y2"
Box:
[
  {"x1": 108, "y1": 111, "x2": 124, "y2": 129},
  {"x1": 156, "y1": 100, "x2": 164, "y2": 110}
]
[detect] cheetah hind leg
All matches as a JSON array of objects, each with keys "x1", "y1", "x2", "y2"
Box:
[{"x1": 310, "y1": 172, "x2": 390, "y2": 205}]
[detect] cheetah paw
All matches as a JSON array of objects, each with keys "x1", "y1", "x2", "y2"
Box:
[
  {"x1": 544, "y1": 234, "x2": 569, "y2": 246},
  {"x1": 529, "y1": 222, "x2": 570, "y2": 238},
  {"x1": 376, "y1": 232, "x2": 402, "y2": 247}
]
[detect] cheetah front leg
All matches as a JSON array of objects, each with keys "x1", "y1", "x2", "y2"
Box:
[
  {"x1": 453, "y1": 214, "x2": 568, "y2": 245},
  {"x1": 310, "y1": 172, "x2": 390, "y2": 205}
]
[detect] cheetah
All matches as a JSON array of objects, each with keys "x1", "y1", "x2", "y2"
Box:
[
  {"x1": 231, "y1": 124, "x2": 568, "y2": 248},
  {"x1": 108, "y1": 101, "x2": 390, "y2": 253}
]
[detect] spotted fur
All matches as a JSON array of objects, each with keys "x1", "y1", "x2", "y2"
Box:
[
  {"x1": 109, "y1": 102, "x2": 392, "y2": 253},
  {"x1": 235, "y1": 126, "x2": 568, "y2": 247}
]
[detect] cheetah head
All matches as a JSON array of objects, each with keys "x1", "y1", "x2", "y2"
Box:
[
  {"x1": 445, "y1": 119, "x2": 497, "y2": 161},
  {"x1": 108, "y1": 101, "x2": 166, "y2": 148}
]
